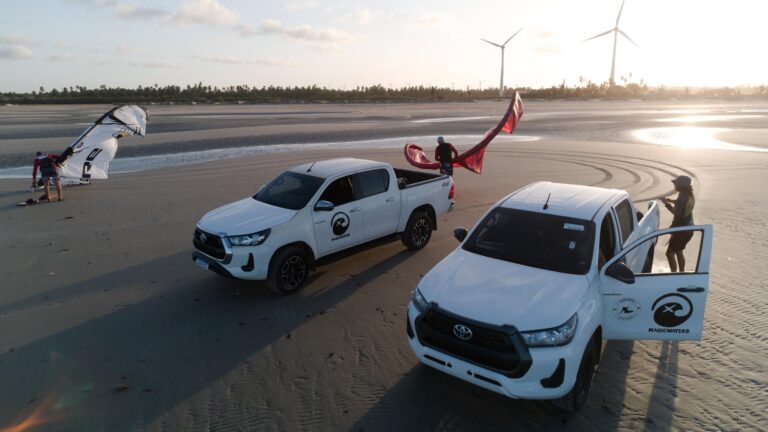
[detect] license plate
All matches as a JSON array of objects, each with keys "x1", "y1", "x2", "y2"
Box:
[{"x1": 195, "y1": 257, "x2": 209, "y2": 270}]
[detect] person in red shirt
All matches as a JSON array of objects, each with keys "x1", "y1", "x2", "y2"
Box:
[
  {"x1": 434, "y1": 136, "x2": 458, "y2": 176},
  {"x1": 32, "y1": 151, "x2": 63, "y2": 201}
]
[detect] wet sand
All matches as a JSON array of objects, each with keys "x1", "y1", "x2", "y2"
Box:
[{"x1": 0, "y1": 102, "x2": 767, "y2": 431}]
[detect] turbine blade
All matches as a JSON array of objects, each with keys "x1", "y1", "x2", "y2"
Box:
[
  {"x1": 502, "y1": 28, "x2": 523, "y2": 47},
  {"x1": 616, "y1": 0, "x2": 626, "y2": 25},
  {"x1": 481, "y1": 38, "x2": 502, "y2": 48},
  {"x1": 618, "y1": 29, "x2": 638, "y2": 47},
  {"x1": 582, "y1": 29, "x2": 613, "y2": 42}
]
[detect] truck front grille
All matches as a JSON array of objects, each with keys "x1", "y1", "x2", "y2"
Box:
[
  {"x1": 193, "y1": 229, "x2": 226, "y2": 260},
  {"x1": 416, "y1": 308, "x2": 531, "y2": 378}
]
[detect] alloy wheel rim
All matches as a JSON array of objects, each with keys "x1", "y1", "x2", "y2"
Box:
[
  {"x1": 412, "y1": 218, "x2": 431, "y2": 246},
  {"x1": 280, "y1": 255, "x2": 306, "y2": 290}
]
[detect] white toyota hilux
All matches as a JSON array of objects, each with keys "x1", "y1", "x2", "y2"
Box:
[
  {"x1": 407, "y1": 181, "x2": 713, "y2": 411},
  {"x1": 193, "y1": 158, "x2": 454, "y2": 294}
]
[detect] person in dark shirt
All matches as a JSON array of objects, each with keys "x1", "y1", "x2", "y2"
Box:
[
  {"x1": 663, "y1": 175, "x2": 695, "y2": 272},
  {"x1": 434, "y1": 136, "x2": 458, "y2": 176}
]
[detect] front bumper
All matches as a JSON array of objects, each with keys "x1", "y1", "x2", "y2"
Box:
[
  {"x1": 192, "y1": 240, "x2": 272, "y2": 280},
  {"x1": 406, "y1": 303, "x2": 582, "y2": 400}
]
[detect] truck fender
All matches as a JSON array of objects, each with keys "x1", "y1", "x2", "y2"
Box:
[{"x1": 269, "y1": 242, "x2": 317, "y2": 271}]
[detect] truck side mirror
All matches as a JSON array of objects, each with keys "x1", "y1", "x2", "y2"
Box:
[
  {"x1": 606, "y1": 261, "x2": 635, "y2": 284},
  {"x1": 453, "y1": 227, "x2": 468, "y2": 242},
  {"x1": 314, "y1": 200, "x2": 335, "y2": 212}
]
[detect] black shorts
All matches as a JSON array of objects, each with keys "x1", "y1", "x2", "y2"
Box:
[
  {"x1": 40, "y1": 166, "x2": 58, "y2": 180},
  {"x1": 440, "y1": 162, "x2": 453, "y2": 176},
  {"x1": 668, "y1": 230, "x2": 694, "y2": 252}
]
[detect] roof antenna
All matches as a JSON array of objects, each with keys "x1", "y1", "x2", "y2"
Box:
[
  {"x1": 543, "y1": 193, "x2": 551, "y2": 210},
  {"x1": 306, "y1": 161, "x2": 316, "y2": 173}
]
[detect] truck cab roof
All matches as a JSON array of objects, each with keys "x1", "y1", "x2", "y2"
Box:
[
  {"x1": 501, "y1": 181, "x2": 628, "y2": 221},
  {"x1": 289, "y1": 158, "x2": 389, "y2": 178}
]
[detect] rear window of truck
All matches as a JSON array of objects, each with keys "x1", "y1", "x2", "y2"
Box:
[{"x1": 463, "y1": 208, "x2": 595, "y2": 275}]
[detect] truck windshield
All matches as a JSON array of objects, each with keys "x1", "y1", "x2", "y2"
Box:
[
  {"x1": 463, "y1": 208, "x2": 595, "y2": 275},
  {"x1": 253, "y1": 171, "x2": 324, "y2": 210}
]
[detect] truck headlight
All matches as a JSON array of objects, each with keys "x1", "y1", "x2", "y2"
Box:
[
  {"x1": 520, "y1": 313, "x2": 578, "y2": 347},
  {"x1": 228, "y1": 228, "x2": 271, "y2": 246},
  {"x1": 411, "y1": 288, "x2": 429, "y2": 313}
]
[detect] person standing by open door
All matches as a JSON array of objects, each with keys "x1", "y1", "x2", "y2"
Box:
[{"x1": 663, "y1": 175, "x2": 695, "y2": 271}]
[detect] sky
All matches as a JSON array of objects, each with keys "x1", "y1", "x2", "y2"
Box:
[{"x1": 1, "y1": 0, "x2": 766, "y2": 92}]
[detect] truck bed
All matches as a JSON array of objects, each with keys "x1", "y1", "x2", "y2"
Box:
[{"x1": 393, "y1": 168, "x2": 447, "y2": 189}]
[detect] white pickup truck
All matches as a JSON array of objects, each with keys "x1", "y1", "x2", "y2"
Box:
[
  {"x1": 407, "y1": 181, "x2": 713, "y2": 411},
  {"x1": 193, "y1": 158, "x2": 454, "y2": 294}
]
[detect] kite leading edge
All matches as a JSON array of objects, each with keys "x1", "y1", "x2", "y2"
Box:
[{"x1": 403, "y1": 92, "x2": 524, "y2": 174}]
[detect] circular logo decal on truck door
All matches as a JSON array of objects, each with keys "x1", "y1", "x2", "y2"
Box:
[
  {"x1": 652, "y1": 293, "x2": 693, "y2": 327},
  {"x1": 331, "y1": 212, "x2": 350, "y2": 236}
]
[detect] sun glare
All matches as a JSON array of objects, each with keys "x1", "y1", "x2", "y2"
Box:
[{"x1": 633, "y1": 127, "x2": 768, "y2": 152}]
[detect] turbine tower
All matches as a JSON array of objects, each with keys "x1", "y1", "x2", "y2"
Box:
[
  {"x1": 481, "y1": 28, "x2": 522, "y2": 97},
  {"x1": 583, "y1": 0, "x2": 638, "y2": 86}
]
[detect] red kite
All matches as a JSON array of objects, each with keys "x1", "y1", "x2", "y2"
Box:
[{"x1": 404, "y1": 92, "x2": 524, "y2": 174}]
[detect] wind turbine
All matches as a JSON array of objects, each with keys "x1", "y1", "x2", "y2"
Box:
[
  {"x1": 583, "y1": 0, "x2": 638, "y2": 86},
  {"x1": 481, "y1": 28, "x2": 522, "y2": 97}
]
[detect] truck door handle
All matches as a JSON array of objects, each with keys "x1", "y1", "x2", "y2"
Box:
[
  {"x1": 350, "y1": 207, "x2": 362, "y2": 213},
  {"x1": 677, "y1": 286, "x2": 705, "y2": 293},
  {"x1": 386, "y1": 197, "x2": 397, "y2": 202}
]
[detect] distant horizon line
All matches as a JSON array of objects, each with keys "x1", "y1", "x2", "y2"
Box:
[{"x1": 4, "y1": 82, "x2": 768, "y2": 93}]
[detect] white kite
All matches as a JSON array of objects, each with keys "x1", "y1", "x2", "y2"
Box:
[{"x1": 57, "y1": 105, "x2": 148, "y2": 183}]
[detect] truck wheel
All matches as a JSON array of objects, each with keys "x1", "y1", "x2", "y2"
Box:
[
  {"x1": 552, "y1": 338, "x2": 598, "y2": 412},
  {"x1": 267, "y1": 246, "x2": 310, "y2": 295},
  {"x1": 402, "y1": 211, "x2": 432, "y2": 251}
]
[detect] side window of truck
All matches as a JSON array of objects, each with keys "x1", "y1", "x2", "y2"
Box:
[
  {"x1": 353, "y1": 169, "x2": 390, "y2": 199},
  {"x1": 319, "y1": 176, "x2": 356, "y2": 206},
  {"x1": 598, "y1": 213, "x2": 617, "y2": 270},
  {"x1": 614, "y1": 199, "x2": 635, "y2": 244}
]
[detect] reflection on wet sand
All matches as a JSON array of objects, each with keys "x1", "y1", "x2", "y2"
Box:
[{"x1": 633, "y1": 127, "x2": 768, "y2": 152}]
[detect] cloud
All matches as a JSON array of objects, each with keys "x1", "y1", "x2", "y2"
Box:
[
  {"x1": 191, "y1": 55, "x2": 288, "y2": 66},
  {"x1": 68, "y1": 0, "x2": 171, "y2": 21},
  {"x1": 130, "y1": 61, "x2": 174, "y2": 69},
  {"x1": 0, "y1": 45, "x2": 34, "y2": 60},
  {"x1": 339, "y1": 9, "x2": 372, "y2": 25},
  {"x1": 282, "y1": 0, "x2": 319, "y2": 10},
  {"x1": 536, "y1": 44, "x2": 562, "y2": 54},
  {"x1": 534, "y1": 31, "x2": 556, "y2": 39},
  {"x1": 49, "y1": 52, "x2": 73, "y2": 62},
  {"x1": 241, "y1": 19, "x2": 354, "y2": 50},
  {"x1": 405, "y1": 13, "x2": 455, "y2": 29},
  {"x1": 171, "y1": 0, "x2": 239, "y2": 28},
  {"x1": 115, "y1": 3, "x2": 170, "y2": 20},
  {"x1": 115, "y1": 44, "x2": 138, "y2": 55},
  {"x1": 0, "y1": 34, "x2": 38, "y2": 46}
]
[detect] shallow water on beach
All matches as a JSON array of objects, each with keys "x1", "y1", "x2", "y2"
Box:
[{"x1": 0, "y1": 134, "x2": 538, "y2": 179}]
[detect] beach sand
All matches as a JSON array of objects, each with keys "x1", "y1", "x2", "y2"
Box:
[{"x1": 1, "y1": 104, "x2": 767, "y2": 431}]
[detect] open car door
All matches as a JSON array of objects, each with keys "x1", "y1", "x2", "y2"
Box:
[{"x1": 600, "y1": 225, "x2": 713, "y2": 341}]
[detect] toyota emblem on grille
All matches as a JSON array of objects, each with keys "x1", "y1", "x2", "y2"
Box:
[
  {"x1": 453, "y1": 324, "x2": 473, "y2": 341},
  {"x1": 199, "y1": 232, "x2": 207, "y2": 243}
]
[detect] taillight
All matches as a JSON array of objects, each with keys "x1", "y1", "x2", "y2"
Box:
[{"x1": 448, "y1": 182, "x2": 455, "y2": 200}]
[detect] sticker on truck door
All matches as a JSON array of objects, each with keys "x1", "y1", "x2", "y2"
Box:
[
  {"x1": 331, "y1": 212, "x2": 350, "y2": 240},
  {"x1": 649, "y1": 293, "x2": 693, "y2": 331}
]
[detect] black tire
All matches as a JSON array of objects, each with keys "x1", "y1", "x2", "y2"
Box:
[
  {"x1": 267, "y1": 246, "x2": 310, "y2": 295},
  {"x1": 401, "y1": 211, "x2": 433, "y2": 251},
  {"x1": 552, "y1": 337, "x2": 598, "y2": 412}
]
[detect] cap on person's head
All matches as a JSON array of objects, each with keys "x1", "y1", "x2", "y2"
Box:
[
  {"x1": 671, "y1": 175, "x2": 692, "y2": 188},
  {"x1": 437, "y1": 136, "x2": 444, "y2": 144}
]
